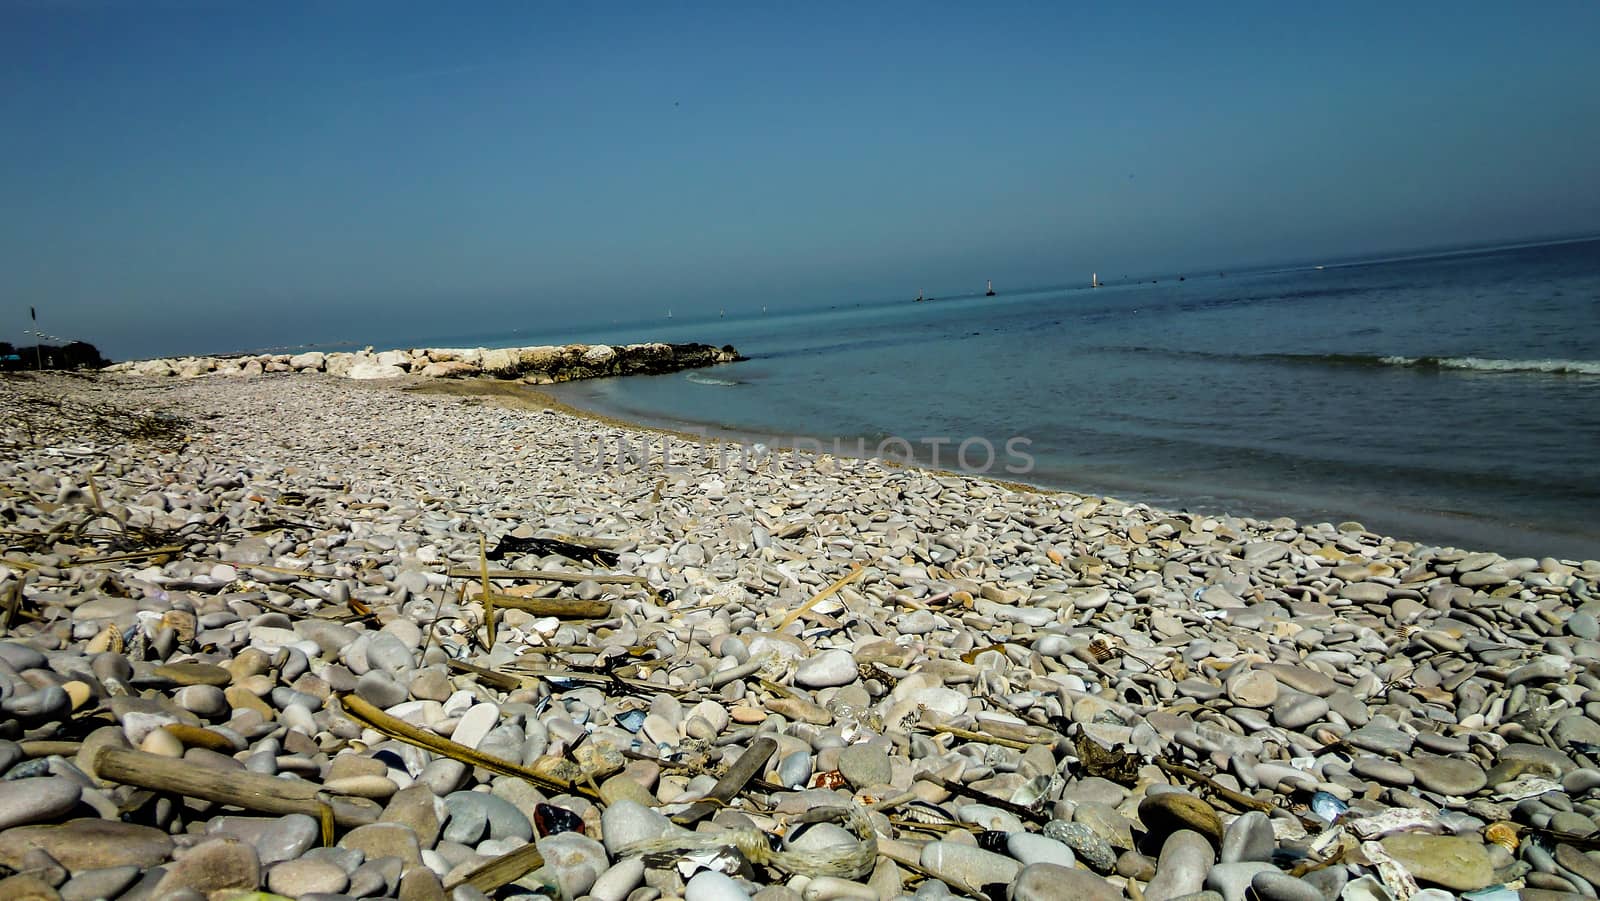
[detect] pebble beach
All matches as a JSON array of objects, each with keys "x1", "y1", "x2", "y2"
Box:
[{"x1": 3, "y1": 369, "x2": 1599, "y2": 901}]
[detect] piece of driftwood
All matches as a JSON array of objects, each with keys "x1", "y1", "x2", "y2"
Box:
[
  {"x1": 670, "y1": 736, "x2": 777, "y2": 826},
  {"x1": 89, "y1": 746, "x2": 380, "y2": 827},
  {"x1": 211, "y1": 560, "x2": 321, "y2": 579},
  {"x1": 1154, "y1": 760, "x2": 1278, "y2": 814},
  {"x1": 925, "y1": 723, "x2": 1033, "y2": 752},
  {"x1": 698, "y1": 657, "x2": 764, "y2": 690},
  {"x1": 339, "y1": 694, "x2": 603, "y2": 802},
  {"x1": 247, "y1": 595, "x2": 362, "y2": 624},
  {"x1": 515, "y1": 644, "x2": 653, "y2": 657},
  {"x1": 67, "y1": 545, "x2": 187, "y2": 567},
  {"x1": 480, "y1": 534, "x2": 496, "y2": 649},
  {"x1": 920, "y1": 773, "x2": 1047, "y2": 824},
  {"x1": 1, "y1": 576, "x2": 24, "y2": 632},
  {"x1": 624, "y1": 747, "x2": 787, "y2": 796},
  {"x1": 970, "y1": 717, "x2": 1060, "y2": 747},
  {"x1": 446, "y1": 658, "x2": 524, "y2": 692},
  {"x1": 446, "y1": 841, "x2": 546, "y2": 893},
  {"x1": 544, "y1": 532, "x2": 628, "y2": 549},
  {"x1": 418, "y1": 581, "x2": 458, "y2": 660},
  {"x1": 484, "y1": 592, "x2": 612, "y2": 619}
]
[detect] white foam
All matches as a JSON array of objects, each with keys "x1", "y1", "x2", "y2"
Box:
[
  {"x1": 1378, "y1": 355, "x2": 1600, "y2": 375},
  {"x1": 1434, "y1": 357, "x2": 1600, "y2": 375}
]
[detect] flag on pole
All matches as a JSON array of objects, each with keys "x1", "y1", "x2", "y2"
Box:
[{"x1": 30, "y1": 306, "x2": 36, "y2": 321}]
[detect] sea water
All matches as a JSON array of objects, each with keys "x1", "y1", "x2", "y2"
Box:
[{"x1": 489, "y1": 237, "x2": 1600, "y2": 559}]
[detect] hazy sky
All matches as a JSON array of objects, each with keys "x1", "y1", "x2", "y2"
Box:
[{"x1": 4, "y1": 2, "x2": 1599, "y2": 359}]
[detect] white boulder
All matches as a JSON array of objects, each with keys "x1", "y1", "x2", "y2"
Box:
[{"x1": 346, "y1": 361, "x2": 407, "y2": 380}]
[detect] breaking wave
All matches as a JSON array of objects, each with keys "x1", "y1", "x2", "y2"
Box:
[
  {"x1": 1113, "y1": 346, "x2": 1600, "y2": 376},
  {"x1": 1370, "y1": 355, "x2": 1600, "y2": 375},
  {"x1": 684, "y1": 372, "x2": 742, "y2": 386}
]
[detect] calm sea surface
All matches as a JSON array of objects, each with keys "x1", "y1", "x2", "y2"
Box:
[{"x1": 439, "y1": 238, "x2": 1600, "y2": 559}]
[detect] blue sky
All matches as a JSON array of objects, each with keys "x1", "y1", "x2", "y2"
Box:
[{"x1": 4, "y1": 2, "x2": 1598, "y2": 359}]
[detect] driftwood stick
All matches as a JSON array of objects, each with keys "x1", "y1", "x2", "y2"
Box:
[
  {"x1": 514, "y1": 644, "x2": 653, "y2": 657},
  {"x1": 447, "y1": 841, "x2": 546, "y2": 893},
  {"x1": 925, "y1": 723, "x2": 1033, "y2": 751},
  {"x1": 210, "y1": 561, "x2": 322, "y2": 579},
  {"x1": 1154, "y1": 759, "x2": 1301, "y2": 822},
  {"x1": 480, "y1": 534, "x2": 495, "y2": 650},
  {"x1": 66, "y1": 545, "x2": 187, "y2": 566},
  {"x1": 247, "y1": 596, "x2": 349, "y2": 622},
  {"x1": 90, "y1": 746, "x2": 380, "y2": 827},
  {"x1": 483, "y1": 593, "x2": 612, "y2": 619},
  {"x1": 339, "y1": 694, "x2": 603, "y2": 802},
  {"x1": 418, "y1": 581, "x2": 456, "y2": 661},
  {"x1": 921, "y1": 773, "x2": 1047, "y2": 824},
  {"x1": 1, "y1": 577, "x2": 24, "y2": 632},
  {"x1": 446, "y1": 658, "x2": 525, "y2": 692},
  {"x1": 970, "y1": 717, "x2": 1061, "y2": 747},
  {"x1": 544, "y1": 532, "x2": 628, "y2": 549},
  {"x1": 671, "y1": 736, "x2": 778, "y2": 826}
]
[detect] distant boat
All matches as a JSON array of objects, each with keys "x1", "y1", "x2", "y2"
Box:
[
  {"x1": 667, "y1": 309, "x2": 673, "y2": 319},
  {"x1": 1092, "y1": 272, "x2": 1103, "y2": 288},
  {"x1": 719, "y1": 308, "x2": 725, "y2": 319},
  {"x1": 1315, "y1": 265, "x2": 1326, "y2": 270},
  {"x1": 985, "y1": 279, "x2": 996, "y2": 297},
  {"x1": 915, "y1": 290, "x2": 925, "y2": 303}
]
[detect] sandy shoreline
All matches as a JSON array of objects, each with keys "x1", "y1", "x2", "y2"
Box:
[{"x1": 2, "y1": 369, "x2": 1599, "y2": 900}]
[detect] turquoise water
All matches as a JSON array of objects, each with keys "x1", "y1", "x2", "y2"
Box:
[{"x1": 482, "y1": 239, "x2": 1600, "y2": 558}]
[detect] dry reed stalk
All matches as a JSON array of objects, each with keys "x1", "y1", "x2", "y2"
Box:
[
  {"x1": 446, "y1": 842, "x2": 546, "y2": 893},
  {"x1": 772, "y1": 562, "x2": 867, "y2": 631},
  {"x1": 445, "y1": 658, "x2": 524, "y2": 692},
  {"x1": 66, "y1": 545, "x2": 186, "y2": 566},
  {"x1": 480, "y1": 533, "x2": 495, "y2": 649},
  {"x1": 924, "y1": 723, "x2": 1033, "y2": 751},
  {"x1": 339, "y1": 694, "x2": 603, "y2": 802}
]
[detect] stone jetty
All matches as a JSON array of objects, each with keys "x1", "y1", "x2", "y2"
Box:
[
  {"x1": 103, "y1": 342, "x2": 743, "y2": 383},
  {"x1": 0, "y1": 370, "x2": 1597, "y2": 901}
]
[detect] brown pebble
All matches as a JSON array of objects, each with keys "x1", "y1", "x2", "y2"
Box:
[
  {"x1": 766, "y1": 697, "x2": 833, "y2": 725},
  {"x1": 0, "y1": 873, "x2": 61, "y2": 901},
  {"x1": 1137, "y1": 792, "x2": 1223, "y2": 846},
  {"x1": 223, "y1": 686, "x2": 275, "y2": 720},
  {"x1": 61, "y1": 681, "x2": 93, "y2": 711},
  {"x1": 153, "y1": 661, "x2": 232, "y2": 686},
  {"x1": 164, "y1": 723, "x2": 239, "y2": 753},
  {"x1": 139, "y1": 727, "x2": 184, "y2": 758}
]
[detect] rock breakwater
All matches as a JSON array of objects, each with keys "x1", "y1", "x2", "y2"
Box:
[
  {"x1": 1, "y1": 372, "x2": 1598, "y2": 900},
  {"x1": 104, "y1": 341, "x2": 742, "y2": 382}
]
